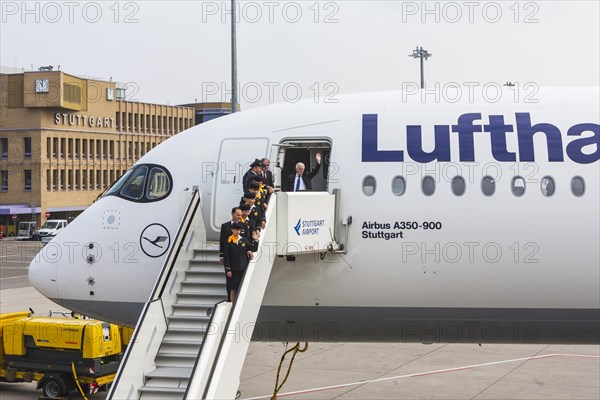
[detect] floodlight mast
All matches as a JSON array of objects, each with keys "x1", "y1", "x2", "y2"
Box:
[{"x1": 408, "y1": 46, "x2": 432, "y2": 89}]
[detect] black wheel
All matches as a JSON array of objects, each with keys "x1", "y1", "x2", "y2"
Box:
[{"x1": 42, "y1": 377, "x2": 67, "y2": 398}]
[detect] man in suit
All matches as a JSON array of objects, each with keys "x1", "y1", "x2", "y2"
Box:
[
  {"x1": 260, "y1": 158, "x2": 275, "y2": 192},
  {"x1": 219, "y1": 207, "x2": 242, "y2": 265},
  {"x1": 284, "y1": 153, "x2": 322, "y2": 192}
]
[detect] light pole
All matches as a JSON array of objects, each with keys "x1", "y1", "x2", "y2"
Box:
[
  {"x1": 231, "y1": 0, "x2": 238, "y2": 113},
  {"x1": 408, "y1": 46, "x2": 432, "y2": 89}
]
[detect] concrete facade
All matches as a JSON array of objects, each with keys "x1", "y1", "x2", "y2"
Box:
[{"x1": 0, "y1": 69, "x2": 195, "y2": 234}]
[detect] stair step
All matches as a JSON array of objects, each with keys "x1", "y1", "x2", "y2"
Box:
[
  {"x1": 181, "y1": 280, "x2": 225, "y2": 287},
  {"x1": 167, "y1": 314, "x2": 211, "y2": 322},
  {"x1": 146, "y1": 366, "x2": 193, "y2": 379},
  {"x1": 138, "y1": 385, "x2": 186, "y2": 393},
  {"x1": 185, "y1": 265, "x2": 225, "y2": 278},
  {"x1": 162, "y1": 338, "x2": 203, "y2": 346},
  {"x1": 178, "y1": 285, "x2": 225, "y2": 294}
]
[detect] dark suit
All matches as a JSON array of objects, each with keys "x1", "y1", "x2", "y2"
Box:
[
  {"x1": 262, "y1": 170, "x2": 274, "y2": 188},
  {"x1": 219, "y1": 221, "x2": 235, "y2": 258},
  {"x1": 243, "y1": 170, "x2": 261, "y2": 192},
  {"x1": 284, "y1": 163, "x2": 321, "y2": 191},
  {"x1": 223, "y1": 236, "x2": 259, "y2": 294}
]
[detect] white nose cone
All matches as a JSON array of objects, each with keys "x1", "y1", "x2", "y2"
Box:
[{"x1": 28, "y1": 245, "x2": 59, "y2": 300}]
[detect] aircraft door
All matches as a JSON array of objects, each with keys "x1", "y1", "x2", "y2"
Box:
[{"x1": 212, "y1": 138, "x2": 269, "y2": 230}]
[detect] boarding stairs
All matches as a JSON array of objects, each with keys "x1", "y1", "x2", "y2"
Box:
[
  {"x1": 108, "y1": 190, "x2": 280, "y2": 400},
  {"x1": 109, "y1": 190, "x2": 340, "y2": 399}
]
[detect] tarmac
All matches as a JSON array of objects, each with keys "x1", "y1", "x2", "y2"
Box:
[{"x1": 1, "y1": 238, "x2": 599, "y2": 399}]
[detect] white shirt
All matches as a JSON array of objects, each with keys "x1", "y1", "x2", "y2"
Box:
[{"x1": 295, "y1": 174, "x2": 306, "y2": 191}]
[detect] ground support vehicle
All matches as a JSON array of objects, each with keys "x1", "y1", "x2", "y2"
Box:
[
  {"x1": 0, "y1": 312, "x2": 123, "y2": 398},
  {"x1": 16, "y1": 222, "x2": 38, "y2": 240}
]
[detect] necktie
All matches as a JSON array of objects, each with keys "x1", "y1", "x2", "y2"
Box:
[{"x1": 295, "y1": 175, "x2": 301, "y2": 191}]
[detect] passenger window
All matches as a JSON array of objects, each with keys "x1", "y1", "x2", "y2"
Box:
[
  {"x1": 571, "y1": 176, "x2": 585, "y2": 197},
  {"x1": 392, "y1": 176, "x2": 406, "y2": 196},
  {"x1": 511, "y1": 176, "x2": 526, "y2": 197},
  {"x1": 362, "y1": 176, "x2": 376, "y2": 196},
  {"x1": 147, "y1": 167, "x2": 171, "y2": 200},
  {"x1": 120, "y1": 166, "x2": 148, "y2": 200},
  {"x1": 540, "y1": 176, "x2": 555, "y2": 197},
  {"x1": 451, "y1": 176, "x2": 466, "y2": 196},
  {"x1": 422, "y1": 176, "x2": 435, "y2": 196},
  {"x1": 481, "y1": 176, "x2": 495, "y2": 196}
]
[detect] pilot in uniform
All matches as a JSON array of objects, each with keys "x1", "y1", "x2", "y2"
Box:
[
  {"x1": 223, "y1": 222, "x2": 259, "y2": 303},
  {"x1": 239, "y1": 204, "x2": 256, "y2": 240}
]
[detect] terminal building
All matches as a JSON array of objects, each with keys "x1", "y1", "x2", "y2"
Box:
[{"x1": 0, "y1": 67, "x2": 199, "y2": 235}]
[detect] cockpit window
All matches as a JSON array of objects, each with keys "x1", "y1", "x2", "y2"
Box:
[
  {"x1": 147, "y1": 167, "x2": 171, "y2": 200},
  {"x1": 105, "y1": 164, "x2": 173, "y2": 203},
  {"x1": 120, "y1": 166, "x2": 148, "y2": 200}
]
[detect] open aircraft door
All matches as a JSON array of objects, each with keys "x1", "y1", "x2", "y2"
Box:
[{"x1": 212, "y1": 138, "x2": 269, "y2": 230}]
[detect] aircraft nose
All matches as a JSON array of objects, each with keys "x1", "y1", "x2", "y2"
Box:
[{"x1": 28, "y1": 247, "x2": 59, "y2": 300}]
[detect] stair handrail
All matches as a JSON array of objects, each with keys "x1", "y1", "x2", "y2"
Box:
[{"x1": 108, "y1": 189, "x2": 202, "y2": 400}]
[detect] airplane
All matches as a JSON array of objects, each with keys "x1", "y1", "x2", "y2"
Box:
[{"x1": 29, "y1": 87, "x2": 599, "y2": 345}]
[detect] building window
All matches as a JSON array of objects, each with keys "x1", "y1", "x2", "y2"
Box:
[
  {"x1": 102, "y1": 170, "x2": 108, "y2": 189},
  {"x1": 24, "y1": 137, "x2": 32, "y2": 158},
  {"x1": 82, "y1": 139, "x2": 87, "y2": 159},
  {"x1": 121, "y1": 112, "x2": 126, "y2": 132},
  {"x1": 24, "y1": 170, "x2": 32, "y2": 191},
  {"x1": 146, "y1": 115, "x2": 150, "y2": 132},
  {"x1": 103, "y1": 140, "x2": 108, "y2": 159},
  {"x1": 1, "y1": 170, "x2": 7, "y2": 191},
  {"x1": 116, "y1": 112, "x2": 120, "y2": 129},
  {"x1": 63, "y1": 83, "x2": 81, "y2": 103},
  {"x1": 1, "y1": 138, "x2": 7, "y2": 159},
  {"x1": 53, "y1": 138, "x2": 58, "y2": 158},
  {"x1": 82, "y1": 169, "x2": 88, "y2": 190},
  {"x1": 96, "y1": 170, "x2": 101, "y2": 189},
  {"x1": 75, "y1": 139, "x2": 80, "y2": 158},
  {"x1": 52, "y1": 170, "x2": 58, "y2": 191},
  {"x1": 60, "y1": 138, "x2": 65, "y2": 158},
  {"x1": 75, "y1": 170, "x2": 80, "y2": 190},
  {"x1": 67, "y1": 138, "x2": 73, "y2": 158},
  {"x1": 46, "y1": 138, "x2": 51, "y2": 159},
  {"x1": 68, "y1": 169, "x2": 73, "y2": 190},
  {"x1": 90, "y1": 169, "x2": 95, "y2": 189},
  {"x1": 96, "y1": 140, "x2": 101, "y2": 159},
  {"x1": 46, "y1": 170, "x2": 50, "y2": 191},
  {"x1": 60, "y1": 170, "x2": 65, "y2": 190}
]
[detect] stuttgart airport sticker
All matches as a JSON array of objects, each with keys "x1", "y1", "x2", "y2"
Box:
[{"x1": 140, "y1": 223, "x2": 171, "y2": 258}]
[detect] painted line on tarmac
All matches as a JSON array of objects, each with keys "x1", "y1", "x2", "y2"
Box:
[{"x1": 242, "y1": 353, "x2": 600, "y2": 400}]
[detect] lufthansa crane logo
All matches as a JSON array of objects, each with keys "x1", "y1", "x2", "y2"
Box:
[{"x1": 140, "y1": 223, "x2": 171, "y2": 258}]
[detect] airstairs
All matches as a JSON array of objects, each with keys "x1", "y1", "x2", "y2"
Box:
[{"x1": 109, "y1": 190, "x2": 339, "y2": 399}]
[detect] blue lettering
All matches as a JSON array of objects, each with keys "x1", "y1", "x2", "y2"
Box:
[
  {"x1": 360, "y1": 113, "x2": 598, "y2": 164},
  {"x1": 362, "y1": 114, "x2": 404, "y2": 162},
  {"x1": 566, "y1": 123, "x2": 600, "y2": 164},
  {"x1": 451, "y1": 113, "x2": 482, "y2": 162},
  {"x1": 516, "y1": 113, "x2": 564, "y2": 162},
  {"x1": 484, "y1": 115, "x2": 516, "y2": 162},
  {"x1": 406, "y1": 125, "x2": 451, "y2": 162}
]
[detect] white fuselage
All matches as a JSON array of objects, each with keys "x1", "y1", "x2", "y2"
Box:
[{"x1": 29, "y1": 88, "x2": 599, "y2": 343}]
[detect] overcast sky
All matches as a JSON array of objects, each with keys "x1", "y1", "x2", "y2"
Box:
[{"x1": 1, "y1": 1, "x2": 598, "y2": 109}]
